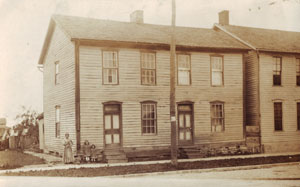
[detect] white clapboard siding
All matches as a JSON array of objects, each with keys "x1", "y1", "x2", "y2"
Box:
[
  {"x1": 259, "y1": 53, "x2": 300, "y2": 152},
  {"x1": 43, "y1": 25, "x2": 76, "y2": 154},
  {"x1": 79, "y1": 45, "x2": 244, "y2": 149}
]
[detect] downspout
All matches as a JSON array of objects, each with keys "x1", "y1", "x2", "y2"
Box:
[{"x1": 75, "y1": 40, "x2": 81, "y2": 151}]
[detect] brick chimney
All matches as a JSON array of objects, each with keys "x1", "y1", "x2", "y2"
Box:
[
  {"x1": 219, "y1": 10, "x2": 229, "y2": 25},
  {"x1": 130, "y1": 10, "x2": 144, "y2": 24}
]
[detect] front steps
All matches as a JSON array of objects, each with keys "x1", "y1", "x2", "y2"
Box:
[
  {"x1": 179, "y1": 146, "x2": 206, "y2": 159},
  {"x1": 104, "y1": 149, "x2": 128, "y2": 163}
]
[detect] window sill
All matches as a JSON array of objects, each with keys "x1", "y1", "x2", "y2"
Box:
[
  {"x1": 141, "y1": 133, "x2": 157, "y2": 136},
  {"x1": 210, "y1": 131, "x2": 225, "y2": 135},
  {"x1": 274, "y1": 130, "x2": 284, "y2": 132},
  {"x1": 272, "y1": 85, "x2": 282, "y2": 87},
  {"x1": 141, "y1": 84, "x2": 156, "y2": 86},
  {"x1": 177, "y1": 84, "x2": 192, "y2": 86},
  {"x1": 211, "y1": 85, "x2": 224, "y2": 87}
]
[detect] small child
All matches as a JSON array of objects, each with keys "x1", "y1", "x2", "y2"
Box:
[
  {"x1": 82, "y1": 140, "x2": 91, "y2": 162},
  {"x1": 90, "y1": 144, "x2": 97, "y2": 162}
]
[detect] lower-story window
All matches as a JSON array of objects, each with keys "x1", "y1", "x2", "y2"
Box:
[
  {"x1": 210, "y1": 101, "x2": 225, "y2": 132},
  {"x1": 55, "y1": 105, "x2": 60, "y2": 138},
  {"x1": 274, "y1": 102, "x2": 283, "y2": 131},
  {"x1": 141, "y1": 101, "x2": 157, "y2": 134}
]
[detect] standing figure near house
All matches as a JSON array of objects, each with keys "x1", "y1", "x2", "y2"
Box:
[
  {"x1": 82, "y1": 140, "x2": 91, "y2": 162},
  {"x1": 63, "y1": 133, "x2": 74, "y2": 164}
]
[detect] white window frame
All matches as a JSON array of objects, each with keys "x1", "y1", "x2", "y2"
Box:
[
  {"x1": 102, "y1": 51, "x2": 118, "y2": 85},
  {"x1": 55, "y1": 61, "x2": 59, "y2": 85},
  {"x1": 210, "y1": 102, "x2": 225, "y2": 132},
  {"x1": 141, "y1": 102, "x2": 157, "y2": 135},
  {"x1": 211, "y1": 56, "x2": 224, "y2": 86},
  {"x1": 55, "y1": 105, "x2": 60, "y2": 138},
  {"x1": 177, "y1": 54, "x2": 191, "y2": 85},
  {"x1": 141, "y1": 52, "x2": 156, "y2": 85}
]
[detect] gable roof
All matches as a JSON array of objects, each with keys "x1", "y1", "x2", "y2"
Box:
[
  {"x1": 38, "y1": 14, "x2": 250, "y2": 64},
  {"x1": 217, "y1": 24, "x2": 300, "y2": 54}
]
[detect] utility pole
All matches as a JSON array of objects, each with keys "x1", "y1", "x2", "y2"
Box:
[{"x1": 170, "y1": 0, "x2": 177, "y2": 166}]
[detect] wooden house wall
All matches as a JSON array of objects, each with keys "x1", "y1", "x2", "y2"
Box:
[
  {"x1": 43, "y1": 25, "x2": 76, "y2": 154},
  {"x1": 79, "y1": 46, "x2": 244, "y2": 149},
  {"x1": 259, "y1": 53, "x2": 300, "y2": 152}
]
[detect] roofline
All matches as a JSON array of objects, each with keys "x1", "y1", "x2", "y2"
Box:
[
  {"x1": 215, "y1": 23, "x2": 300, "y2": 54},
  {"x1": 214, "y1": 23, "x2": 257, "y2": 50},
  {"x1": 38, "y1": 19, "x2": 56, "y2": 65},
  {"x1": 71, "y1": 38, "x2": 250, "y2": 53},
  {"x1": 256, "y1": 48, "x2": 300, "y2": 55}
]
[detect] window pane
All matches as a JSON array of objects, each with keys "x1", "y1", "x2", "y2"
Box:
[
  {"x1": 112, "y1": 115, "x2": 119, "y2": 129},
  {"x1": 212, "y1": 71, "x2": 222, "y2": 86},
  {"x1": 113, "y1": 134, "x2": 120, "y2": 143},
  {"x1": 105, "y1": 134, "x2": 112, "y2": 144},
  {"x1": 141, "y1": 103, "x2": 157, "y2": 134},
  {"x1": 185, "y1": 114, "x2": 191, "y2": 128},
  {"x1": 55, "y1": 63, "x2": 59, "y2": 74},
  {"x1": 274, "y1": 102, "x2": 283, "y2": 131},
  {"x1": 211, "y1": 103, "x2": 224, "y2": 132},
  {"x1": 141, "y1": 53, "x2": 155, "y2": 85},
  {"x1": 215, "y1": 125, "x2": 222, "y2": 132},
  {"x1": 103, "y1": 51, "x2": 117, "y2": 68},
  {"x1": 186, "y1": 131, "x2": 191, "y2": 140},
  {"x1": 211, "y1": 57, "x2": 222, "y2": 71},
  {"x1": 55, "y1": 107, "x2": 60, "y2": 122},
  {"x1": 178, "y1": 105, "x2": 192, "y2": 112},
  {"x1": 104, "y1": 105, "x2": 119, "y2": 113},
  {"x1": 179, "y1": 114, "x2": 184, "y2": 127},
  {"x1": 178, "y1": 70, "x2": 190, "y2": 85},
  {"x1": 104, "y1": 115, "x2": 111, "y2": 129},
  {"x1": 179, "y1": 131, "x2": 184, "y2": 140}
]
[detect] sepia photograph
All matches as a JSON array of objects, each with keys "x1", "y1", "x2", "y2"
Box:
[{"x1": 0, "y1": 0, "x2": 300, "y2": 186}]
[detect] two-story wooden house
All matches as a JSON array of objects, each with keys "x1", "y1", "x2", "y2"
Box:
[
  {"x1": 215, "y1": 10, "x2": 300, "y2": 153},
  {"x1": 38, "y1": 11, "x2": 251, "y2": 161}
]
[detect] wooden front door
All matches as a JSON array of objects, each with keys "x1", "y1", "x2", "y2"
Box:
[
  {"x1": 104, "y1": 104, "x2": 122, "y2": 148},
  {"x1": 178, "y1": 104, "x2": 193, "y2": 145}
]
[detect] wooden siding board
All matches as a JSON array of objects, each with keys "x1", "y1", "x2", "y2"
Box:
[
  {"x1": 43, "y1": 25, "x2": 76, "y2": 154},
  {"x1": 79, "y1": 46, "x2": 244, "y2": 148}
]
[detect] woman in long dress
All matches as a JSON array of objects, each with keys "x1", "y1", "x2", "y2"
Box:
[{"x1": 63, "y1": 133, "x2": 74, "y2": 164}]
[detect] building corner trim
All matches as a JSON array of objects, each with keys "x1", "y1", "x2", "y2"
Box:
[{"x1": 75, "y1": 40, "x2": 81, "y2": 151}]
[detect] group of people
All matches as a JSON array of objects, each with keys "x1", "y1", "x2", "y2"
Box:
[{"x1": 62, "y1": 133, "x2": 99, "y2": 164}]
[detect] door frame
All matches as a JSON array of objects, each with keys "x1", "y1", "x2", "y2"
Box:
[
  {"x1": 177, "y1": 101, "x2": 194, "y2": 146},
  {"x1": 102, "y1": 101, "x2": 123, "y2": 148}
]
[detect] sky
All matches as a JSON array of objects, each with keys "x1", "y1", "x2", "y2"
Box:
[{"x1": 0, "y1": 0, "x2": 300, "y2": 127}]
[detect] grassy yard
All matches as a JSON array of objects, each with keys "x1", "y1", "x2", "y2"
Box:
[{"x1": 0, "y1": 150, "x2": 46, "y2": 169}]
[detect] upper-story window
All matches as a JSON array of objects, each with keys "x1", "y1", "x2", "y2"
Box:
[
  {"x1": 296, "y1": 58, "x2": 300, "y2": 86},
  {"x1": 274, "y1": 102, "x2": 283, "y2": 131},
  {"x1": 55, "y1": 105, "x2": 60, "y2": 138},
  {"x1": 103, "y1": 51, "x2": 118, "y2": 85},
  {"x1": 141, "y1": 101, "x2": 157, "y2": 134},
  {"x1": 211, "y1": 56, "x2": 223, "y2": 86},
  {"x1": 55, "y1": 61, "x2": 59, "y2": 85},
  {"x1": 273, "y1": 57, "x2": 282, "y2": 86},
  {"x1": 177, "y1": 54, "x2": 191, "y2": 85},
  {"x1": 141, "y1": 52, "x2": 156, "y2": 85},
  {"x1": 210, "y1": 101, "x2": 225, "y2": 132}
]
